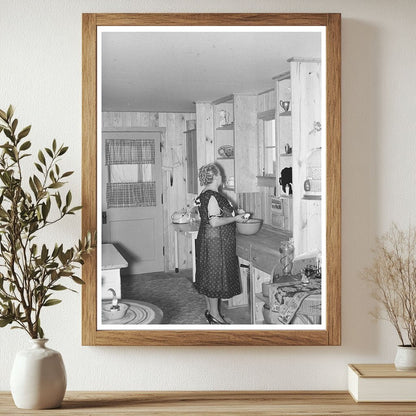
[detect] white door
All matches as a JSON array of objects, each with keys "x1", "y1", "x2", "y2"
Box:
[{"x1": 102, "y1": 131, "x2": 164, "y2": 275}]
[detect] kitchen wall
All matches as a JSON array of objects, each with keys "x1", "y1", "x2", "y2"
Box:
[
  {"x1": 1, "y1": 0, "x2": 416, "y2": 391},
  {"x1": 103, "y1": 111, "x2": 195, "y2": 271}
]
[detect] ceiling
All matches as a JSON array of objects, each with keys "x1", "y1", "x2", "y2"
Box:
[{"x1": 101, "y1": 31, "x2": 321, "y2": 113}]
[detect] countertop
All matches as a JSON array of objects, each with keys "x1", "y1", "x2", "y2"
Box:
[
  {"x1": 236, "y1": 225, "x2": 291, "y2": 256},
  {"x1": 101, "y1": 243, "x2": 128, "y2": 270},
  {"x1": 1, "y1": 391, "x2": 414, "y2": 415}
]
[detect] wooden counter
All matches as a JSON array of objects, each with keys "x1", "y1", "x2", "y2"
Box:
[
  {"x1": 236, "y1": 225, "x2": 291, "y2": 274},
  {"x1": 1, "y1": 391, "x2": 415, "y2": 415}
]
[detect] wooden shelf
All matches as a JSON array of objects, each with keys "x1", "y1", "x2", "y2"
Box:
[
  {"x1": 1, "y1": 391, "x2": 415, "y2": 414},
  {"x1": 217, "y1": 157, "x2": 234, "y2": 160},
  {"x1": 280, "y1": 153, "x2": 292, "y2": 157},
  {"x1": 302, "y1": 194, "x2": 321, "y2": 200},
  {"x1": 222, "y1": 186, "x2": 235, "y2": 192},
  {"x1": 279, "y1": 111, "x2": 291, "y2": 117},
  {"x1": 216, "y1": 124, "x2": 234, "y2": 130}
]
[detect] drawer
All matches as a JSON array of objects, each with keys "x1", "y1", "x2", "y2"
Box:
[
  {"x1": 250, "y1": 247, "x2": 279, "y2": 275},
  {"x1": 271, "y1": 213, "x2": 285, "y2": 228}
]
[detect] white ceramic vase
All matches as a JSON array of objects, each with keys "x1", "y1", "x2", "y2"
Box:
[
  {"x1": 10, "y1": 339, "x2": 67, "y2": 409},
  {"x1": 394, "y1": 345, "x2": 416, "y2": 371}
]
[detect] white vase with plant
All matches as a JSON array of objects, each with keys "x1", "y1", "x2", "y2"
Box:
[
  {"x1": 363, "y1": 223, "x2": 416, "y2": 370},
  {"x1": 0, "y1": 106, "x2": 94, "y2": 408}
]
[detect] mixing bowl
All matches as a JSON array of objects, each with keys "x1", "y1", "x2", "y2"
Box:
[{"x1": 236, "y1": 218, "x2": 263, "y2": 235}]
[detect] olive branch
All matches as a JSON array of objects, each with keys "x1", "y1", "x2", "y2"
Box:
[{"x1": 0, "y1": 105, "x2": 95, "y2": 339}]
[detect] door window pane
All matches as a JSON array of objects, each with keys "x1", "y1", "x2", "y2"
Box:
[{"x1": 105, "y1": 138, "x2": 156, "y2": 208}]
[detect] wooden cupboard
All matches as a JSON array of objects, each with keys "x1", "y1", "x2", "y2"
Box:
[
  {"x1": 289, "y1": 58, "x2": 322, "y2": 257},
  {"x1": 199, "y1": 93, "x2": 259, "y2": 200}
]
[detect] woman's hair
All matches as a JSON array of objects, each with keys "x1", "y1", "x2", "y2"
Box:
[{"x1": 198, "y1": 163, "x2": 220, "y2": 186}]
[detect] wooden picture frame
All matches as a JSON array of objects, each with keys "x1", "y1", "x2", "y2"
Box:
[{"x1": 82, "y1": 13, "x2": 341, "y2": 346}]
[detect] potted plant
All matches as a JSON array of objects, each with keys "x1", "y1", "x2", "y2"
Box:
[
  {"x1": 0, "y1": 106, "x2": 94, "y2": 408},
  {"x1": 362, "y1": 223, "x2": 416, "y2": 370}
]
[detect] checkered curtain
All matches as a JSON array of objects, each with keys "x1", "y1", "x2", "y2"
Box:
[
  {"x1": 105, "y1": 139, "x2": 156, "y2": 208},
  {"x1": 105, "y1": 139, "x2": 155, "y2": 165}
]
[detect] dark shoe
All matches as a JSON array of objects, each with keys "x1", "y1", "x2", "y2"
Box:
[
  {"x1": 205, "y1": 310, "x2": 228, "y2": 324},
  {"x1": 219, "y1": 313, "x2": 234, "y2": 324}
]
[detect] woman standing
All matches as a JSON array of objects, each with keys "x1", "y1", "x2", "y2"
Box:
[{"x1": 195, "y1": 163, "x2": 247, "y2": 324}]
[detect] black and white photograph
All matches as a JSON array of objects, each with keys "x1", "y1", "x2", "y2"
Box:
[{"x1": 97, "y1": 26, "x2": 325, "y2": 330}]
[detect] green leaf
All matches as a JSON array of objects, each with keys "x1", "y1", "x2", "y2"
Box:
[
  {"x1": 0, "y1": 109, "x2": 7, "y2": 121},
  {"x1": 6, "y1": 105, "x2": 14, "y2": 122},
  {"x1": 38, "y1": 150, "x2": 46, "y2": 165},
  {"x1": 11, "y1": 119, "x2": 18, "y2": 133},
  {"x1": 65, "y1": 191, "x2": 72, "y2": 207},
  {"x1": 71, "y1": 276, "x2": 85, "y2": 285},
  {"x1": 41, "y1": 202, "x2": 50, "y2": 220},
  {"x1": 34, "y1": 163, "x2": 43, "y2": 173},
  {"x1": 58, "y1": 146, "x2": 69, "y2": 156},
  {"x1": 48, "y1": 182, "x2": 64, "y2": 189},
  {"x1": 61, "y1": 171, "x2": 74, "y2": 178},
  {"x1": 45, "y1": 147, "x2": 53, "y2": 158},
  {"x1": 17, "y1": 125, "x2": 31, "y2": 140},
  {"x1": 43, "y1": 299, "x2": 62, "y2": 307},
  {"x1": 29, "y1": 177, "x2": 38, "y2": 196},
  {"x1": 69, "y1": 206, "x2": 82, "y2": 212},
  {"x1": 55, "y1": 192, "x2": 62, "y2": 208},
  {"x1": 50, "y1": 284, "x2": 68, "y2": 291},
  {"x1": 4, "y1": 129, "x2": 12, "y2": 140},
  {"x1": 19, "y1": 140, "x2": 31, "y2": 151},
  {"x1": 33, "y1": 175, "x2": 42, "y2": 192},
  {"x1": 38, "y1": 325, "x2": 44, "y2": 339},
  {"x1": 40, "y1": 244, "x2": 48, "y2": 262},
  {"x1": 0, "y1": 317, "x2": 12, "y2": 327},
  {"x1": 52, "y1": 139, "x2": 57, "y2": 152}
]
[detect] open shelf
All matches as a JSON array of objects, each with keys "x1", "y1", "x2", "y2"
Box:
[
  {"x1": 216, "y1": 123, "x2": 234, "y2": 130},
  {"x1": 217, "y1": 156, "x2": 234, "y2": 160},
  {"x1": 279, "y1": 111, "x2": 291, "y2": 117},
  {"x1": 302, "y1": 194, "x2": 321, "y2": 200}
]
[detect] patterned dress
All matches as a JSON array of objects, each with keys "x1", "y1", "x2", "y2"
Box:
[{"x1": 194, "y1": 190, "x2": 241, "y2": 299}]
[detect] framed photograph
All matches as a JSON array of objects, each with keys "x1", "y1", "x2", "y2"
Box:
[{"x1": 82, "y1": 13, "x2": 341, "y2": 346}]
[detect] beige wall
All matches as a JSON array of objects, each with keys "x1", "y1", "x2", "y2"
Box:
[{"x1": 1, "y1": 0, "x2": 416, "y2": 391}]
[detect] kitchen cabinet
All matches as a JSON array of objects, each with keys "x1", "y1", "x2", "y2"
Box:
[
  {"x1": 236, "y1": 226, "x2": 291, "y2": 324},
  {"x1": 212, "y1": 93, "x2": 258, "y2": 197},
  {"x1": 268, "y1": 70, "x2": 294, "y2": 233},
  {"x1": 289, "y1": 58, "x2": 322, "y2": 257}
]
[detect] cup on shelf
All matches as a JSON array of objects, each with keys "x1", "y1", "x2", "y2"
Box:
[{"x1": 280, "y1": 100, "x2": 290, "y2": 112}]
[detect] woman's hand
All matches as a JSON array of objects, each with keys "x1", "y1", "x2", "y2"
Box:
[{"x1": 235, "y1": 214, "x2": 248, "y2": 223}]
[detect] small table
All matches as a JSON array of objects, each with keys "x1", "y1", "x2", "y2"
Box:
[
  {"x1": 101, "y1": 244, "x2": 128, "y2": 300},
  {"x1": 172, "y1": 222, "x2": 200, "y2": 282}
]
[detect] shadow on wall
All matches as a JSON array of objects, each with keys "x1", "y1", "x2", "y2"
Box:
[{"x1": 340, "y1": 18, "x2": 382, "y2": 356}]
